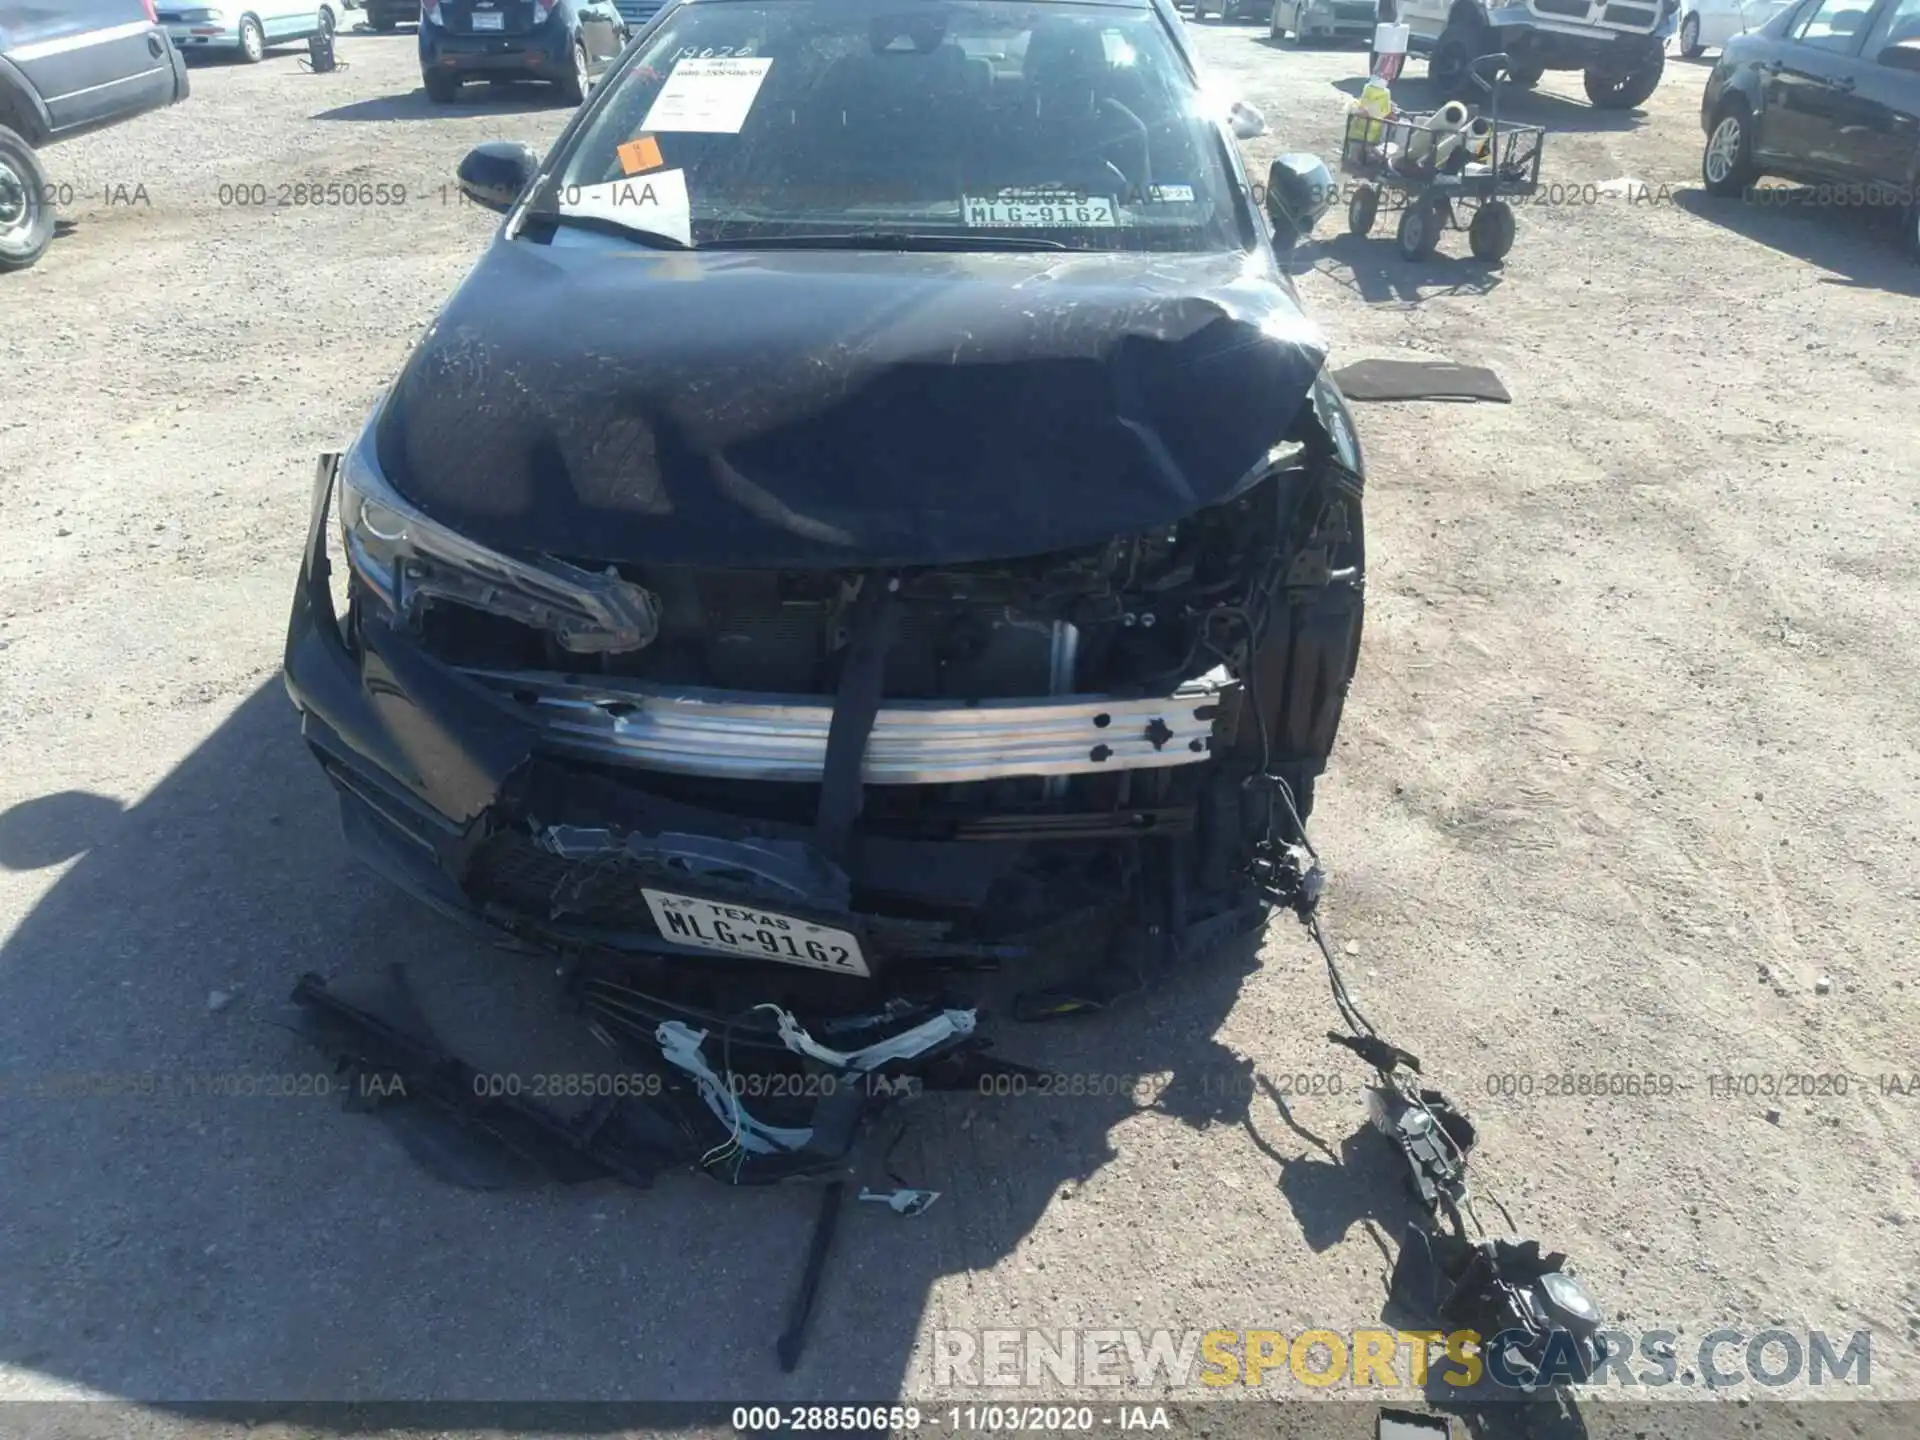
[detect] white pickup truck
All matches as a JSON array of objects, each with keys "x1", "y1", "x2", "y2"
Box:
[{"x1": 1388, "y1": 0, "x2": 1679, "y2": 107}]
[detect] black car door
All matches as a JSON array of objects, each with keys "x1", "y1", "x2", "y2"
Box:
[
  {"x1": 1847, "y1": 0, "x2": 1920, "y2": 186},
  {"x1": 1755, "y1": 0, "x2": 1886, "y2": 176}
]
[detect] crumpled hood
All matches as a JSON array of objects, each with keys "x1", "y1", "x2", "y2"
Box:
[{"x1": 376, "y1": 236, "x2": 1329, "y2": 568}]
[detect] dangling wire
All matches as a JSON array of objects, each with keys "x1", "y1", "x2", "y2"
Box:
[
  {"x1": 1278, "y1": 777, "x2": 1518, "y2": 1240},
  {"x1": 1309, "y1": 909, "x2": 1379, "y2": 1041}
]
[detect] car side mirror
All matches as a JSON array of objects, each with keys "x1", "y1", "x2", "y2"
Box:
[
  {"x1": 1229, "y1": 100, "x2": 1269, "y2": 140},
  {"x1": 1879, "y1": 39, "x2": 1920, "y2": 71},
  {"x1": 1265, "y1": 152, "x2": 1334, "y2": 250},
  {"x1": 457, "y1": 141, "x2": 541, "y2": 213}
]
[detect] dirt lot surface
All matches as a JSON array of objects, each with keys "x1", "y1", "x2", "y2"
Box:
[{"x1": 3, "y1": 14, "x2": 1918, "y2": 1437}]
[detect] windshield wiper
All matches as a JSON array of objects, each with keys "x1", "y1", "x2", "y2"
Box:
[
  {"x1": 698, "y1": 230, "x2": 1073, "y2": 252},
  {"x1": 527, "y1": 208, "x2": 693, "y2": 251}
]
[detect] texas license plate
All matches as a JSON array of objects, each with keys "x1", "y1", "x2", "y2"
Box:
[
  {"x1": 962, "y1": 192, "x2": 1116, "y2": 228},
  {"x1": 641, "y1": 889, "x2": 870, "y2": 976},
  {"x1": 471, "y1": 10, "x2": 505, "y2": 27}
]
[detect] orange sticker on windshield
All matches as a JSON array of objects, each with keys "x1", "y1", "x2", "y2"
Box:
[{"x1": 618, "y1": 136, "x2": 665, "y2": 174}]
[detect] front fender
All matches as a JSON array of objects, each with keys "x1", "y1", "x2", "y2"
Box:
[
  {"x1": 0, "y1": 59, "x2": 55, "y2": 147},
  {"x1": 1701, "y1": 54, "x2": 1762, "y2": 132}
]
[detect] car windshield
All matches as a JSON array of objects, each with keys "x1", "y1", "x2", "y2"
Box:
[{"x1": 533, "y1": 0, "x2": 1248, "y2": 252}]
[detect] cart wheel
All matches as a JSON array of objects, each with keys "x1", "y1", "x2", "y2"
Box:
[
  {"x1": 1396, "y1": 196, "x2": 1443, "y2": 260},
  {"x1": 1348, "y1": 185, "x2": 1379, "y2": 238},
  {"x1": 1467, "y1": 200, "x2": 1516, "y2": 261}
]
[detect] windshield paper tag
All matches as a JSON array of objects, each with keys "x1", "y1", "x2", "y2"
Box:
[
  {"x1": 1144, "y1": 183, "x2": 1195, "y2": 204},
  {"x1": 561, "y1": 170, "x2": 692, "y2": 247},
  {"x1": 962, "y1": 191, "x2": 1117, "y2": 228},
  {"x1": 617, "y1": 135, "x2": 665, "y2": 174},
  {"x1": 640, "y1": 57, "x2": 773, "y2": 134}
]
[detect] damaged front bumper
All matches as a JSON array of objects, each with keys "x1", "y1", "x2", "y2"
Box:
[
  {"x1": 284, "y1": 387, "x2": 1363, "y2": 1011},
  {"x1": 458, "y1": 668, "x2": 1230, "y2": 784},
  {"x1": 284, "y1": 459, "x2": 1271, "y2": 1005}
]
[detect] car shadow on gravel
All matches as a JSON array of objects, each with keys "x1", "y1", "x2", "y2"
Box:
[
  {"x1": 1672, "y1": 187, "x2": 1920, "y2": 296},
  {"x1": 1248, "y1": 1104, "x2": 1428, "y2": 1259},
  {"x1": 0, "y1": 680, "x2": 1298, "y2": 1413},
  {"x1": 1329, "y1": 76, "x2": 1646, "y2": 134},
  {"x1": 314, "y1": 83, "x2": 572, "y2": 121},
  {"x1": 1308, "y1": 232, "x2": 1505, "y2": 304},
  {"x1": 182, "y1": 49, "x2": 323, "y2": 66}
]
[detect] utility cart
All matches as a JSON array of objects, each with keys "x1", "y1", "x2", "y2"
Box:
[{"x1": 1340, "y1": 53, "x2": 1545, "y2": 263}]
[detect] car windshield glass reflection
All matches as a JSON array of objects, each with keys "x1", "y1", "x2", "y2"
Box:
[{"x1": 532, "y1": 0, "x2": 1245, "y2": 251}]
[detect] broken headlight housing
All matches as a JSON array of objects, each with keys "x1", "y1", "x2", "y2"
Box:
[
  {"x1": 1310, "y1": 364, "x2": 1362, "y2": 474},
  {"x1": 336, "y1": 407, "x2": 660, "y2": 654}
]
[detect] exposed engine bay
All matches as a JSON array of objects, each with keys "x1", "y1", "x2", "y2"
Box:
[
  {"x1": 311, "y1": 406, "x2": 1365, "y2": 1013},
  {"x1": 411, "y1": 458, "x2": 1358, "y2": 707}
]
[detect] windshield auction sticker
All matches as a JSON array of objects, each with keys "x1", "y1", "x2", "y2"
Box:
[
  {"x1": 616, "y1": 135, "x2": 666, "y2": 175},
  {"x1": 640, "y1": 57, "x2": 773, "y2": 134},
  {"x1": 559, "y1": 170, "x2": 693, "y2": 247},
  {"x1": 962, "y1": 190, "x2": 1118, "y2": 228}
]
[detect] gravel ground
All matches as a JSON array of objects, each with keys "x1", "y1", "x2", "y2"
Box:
[{"x1": 2, "y1": 16, "x2": 1917, "y2": 1436}]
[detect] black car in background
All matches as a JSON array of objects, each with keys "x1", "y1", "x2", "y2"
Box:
[
  {"x1": 0, "y1": 0, "x2": 189, "y2": 271},
  {"x1": 418, "y1": 0, "x2": 629, "y2": 102},
  {"x1": 1701, "y1": 0, "x2": 1920, "y2": 256},
  {"x1": 364, "y1": 0, "x2": 417, "y2": 30}
]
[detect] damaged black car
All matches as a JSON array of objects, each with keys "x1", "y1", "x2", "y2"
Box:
[{"x1": 283, "y1": 0, "x2": 1365, "y2": 1035}]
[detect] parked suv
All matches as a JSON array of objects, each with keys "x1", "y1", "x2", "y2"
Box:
[
  {"x1": 418, "y1": 0, "x2": 627, "y2": 103},
  {"x1": 0, "y1": 0, "x2": 189, "y2": 272},
  {"x1": 1393, "y1": 0, "x2": 1679, "y2": 106}
]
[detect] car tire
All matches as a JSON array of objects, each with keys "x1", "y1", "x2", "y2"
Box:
[
  {"x1": 1467, "y1": 199, "x2": 1515, "y2": 261},
  {"x1": 1348, "y1": 183, "x2": 1378, "y2": 237},
  {"x1": 318, "y1": 4, "x2": 336, "y2": 36},
  {"x1": 1584, "y1": 50, "x2": 1663, "y2": 108},
  {"x1": 1506, "y1": 61, "x2": 1543, "y2": 88},
  {"x1": 0, "y1": 125, "x2": 55, "y2": 274},
  {"x1": 1396, "y1": 195, "x2": 1443, "y2": 259},
  {"x1": 557, "y1": 37, "x2": 589, "y2": 104},
  {"x1": 1268, "y1": 2, "x2": 1285, "y2": 38},
  {"x1": 238, "y1": 13, "x2": 266, "y2": 62},
  {"x1": 1701, "y1": 101, "x2": 1758, "y2": 197},
  {"x1": 424, "y1": 69, "x2": 459, "y2": 101},
  {"x1": 1678, "y1": 12, "x2": 1704, "y2": 58},
  {"x1": 1427, "y1": 26, "x2": 1480, "y2": 101}
]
